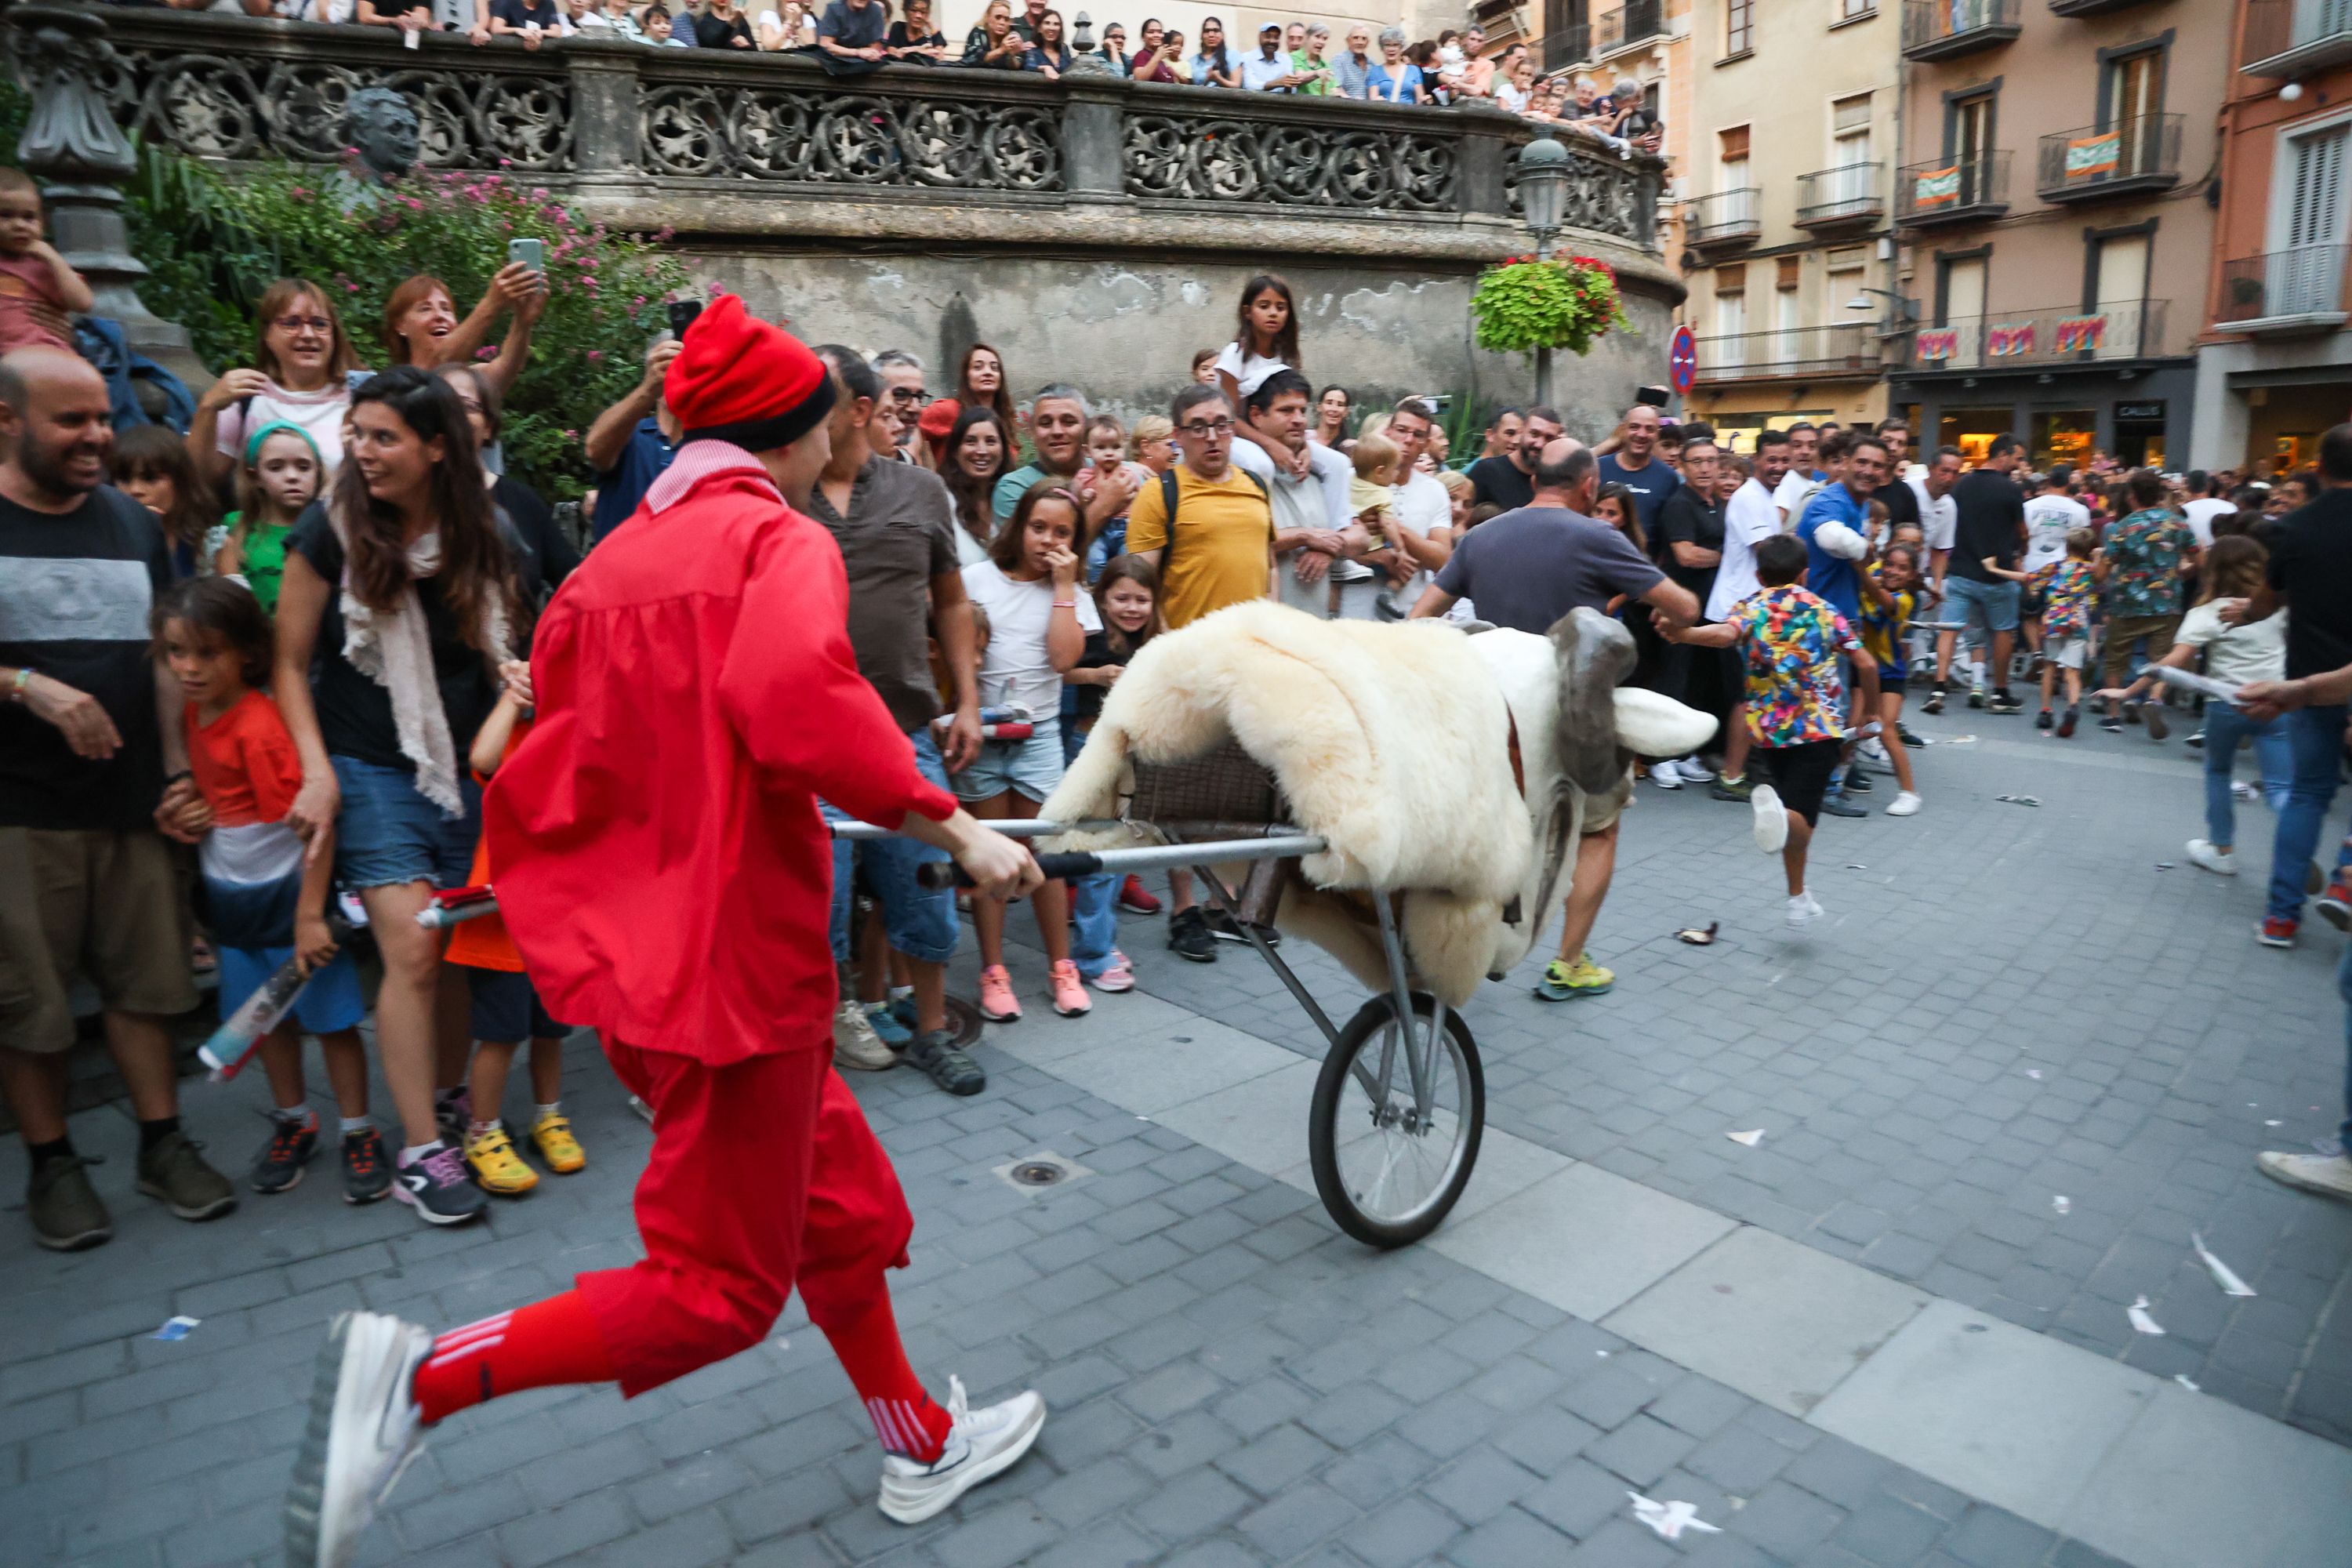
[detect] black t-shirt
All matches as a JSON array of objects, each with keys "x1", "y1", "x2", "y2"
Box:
[
  {"x1": 1657, "y1": 487, "x2": 1725, "y2": 601},
  {"x1": 1071, "y1": 628, "x2": 1135, "y2": 723},
  {"x1": 492, "y1": 0, "x2": 562, "y2": 27},
  {"x1": 819, "y1": 0, "x2": 886, "y2": 45},
  {"x1": 491, "y1": 476, "x2": 578, "y2": 601},
  {"x1": 1595, "y1": 454, "x2": 1682, "y2": 536},
  {"x1": 693, "y1": 8, "x2": 753, "y2": 46},
  {"x1": 2268, "y1": 488, "x2": 2352, "y2": 680},
  {"x1": 0, "y1": 486, "x2": 172, "y2": 830},
  {"x1": 1466, "y1": 455, "x2": 1534, "y2": 513},
  {"x1": 1872, "y1": 479, "x2": 1920, "y2": 531},
  {"x1": 285, "y1": 503, "x2": 541, "y2": 771},
  {"x1": 1948, "y1": 469, "x2": 2025, "y2": 583}
]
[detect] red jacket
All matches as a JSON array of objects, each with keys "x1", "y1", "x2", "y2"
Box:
[{"x1": 485, "y1": 443, "x2": 956, "y2": 1065}]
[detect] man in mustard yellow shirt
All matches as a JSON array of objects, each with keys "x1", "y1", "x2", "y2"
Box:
[{"x1": 1126, "y1": 382, "x2": 1276, "y2": 630}]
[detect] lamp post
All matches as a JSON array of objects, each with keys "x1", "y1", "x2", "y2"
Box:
[{"x1": 1515, "y1": 132, "x2": 1570, "y2": 408}]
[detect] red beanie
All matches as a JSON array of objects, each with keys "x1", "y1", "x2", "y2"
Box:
[{"x1": 663, "y1": 292, "x2": 836, "y2": 452}]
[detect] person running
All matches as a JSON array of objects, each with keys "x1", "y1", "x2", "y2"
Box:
[
  {"x1": 1996, "y1": 526, "x2": 2098, "y2": 736},
  {"x1": 1662, "y1": 533, "x2": 1879, "y2": 932},
  {"x1": 283, "y1": 298, "x2": 1048, "y2": 1568}
]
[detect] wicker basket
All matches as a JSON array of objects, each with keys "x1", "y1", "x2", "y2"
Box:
[{"x1": 1127, "y1": 737, "x2": 1287, "y2": 827}]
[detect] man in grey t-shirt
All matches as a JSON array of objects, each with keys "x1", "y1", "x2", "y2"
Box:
[{"x1": 1409, "y1": 438, "x2": 1699, "y2": 1004}]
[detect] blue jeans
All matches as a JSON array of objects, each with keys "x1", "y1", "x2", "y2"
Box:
[
  {"x1": 2268, "y1": 704, "x2": 2351, "y2": 923},
  {"x1": 2339, "y1": 942, "x2": 2352, "y2": 1150},
  {"x1": 1071, "y1": 873, "x2": 1119, "y2": 978},
  {"x1": 821, "y1": 729, "x2": 959, "y2": 966},
  {"x1": 328, "y1": 755, "x2": 480, "y2": 889},
  {"x1": 2201, "y1": 701, "x2": 2292, "y2": 851}
]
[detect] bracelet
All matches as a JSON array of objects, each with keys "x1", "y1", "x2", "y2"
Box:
[
  {"x1": 1052, "y1": 599, "x2": 1076, "y2": 609},
  {"x1": 7, "y1": 667, "x2": 30, "y2": 702},
  {"x1": 165, "y1": 769, "x2": 193, "y2": 788}
]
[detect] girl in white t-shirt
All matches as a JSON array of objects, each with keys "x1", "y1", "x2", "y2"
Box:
[
  {"x1": 956, "y1": 485, "x2": 1101, "y2": 1023},
  {"x1": 2094, "y1": 535, "x2": 2291, "y2": 877},
  {"x1": 190, "y1": 278, "x2": 365, "y2": 492},
  {"x1": 1213, "y1": 274, "x2": 1354, "y2": 532}
]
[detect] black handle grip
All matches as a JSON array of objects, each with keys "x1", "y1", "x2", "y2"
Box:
[{"x1": 916, "y1": 851, "x2": 1102, "y2": 890}]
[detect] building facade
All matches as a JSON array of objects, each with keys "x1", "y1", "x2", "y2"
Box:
[
  {"x1": 1675, "y1": 0, "x2": 1903, "y2": 453},
  {"x1": 2189, "y1": 0, "x2": 2352, "y2": 475},
  {"x1": 1884, "y1": 0, "x2": 2226, "y2": 470}
]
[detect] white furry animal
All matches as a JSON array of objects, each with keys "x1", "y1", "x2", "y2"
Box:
[{"x1": 1040, "y1": 601, "x2": 1713, "y2": 1006}]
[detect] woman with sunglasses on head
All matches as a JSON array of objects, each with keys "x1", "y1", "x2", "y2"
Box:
[{"x1": 189, "y1": 278, "x2": 367, "y2": 492}]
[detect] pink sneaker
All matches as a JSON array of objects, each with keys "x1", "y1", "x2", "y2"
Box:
[
  {"x1": 1090, "y1": 950, "x2": 1135, "y2": 993},
  {"x1": 1048, "y1": 959, "x2": 1091, "y2": 1017},
  {"x1": 977, "y1": 964, "x2": 1021, "y2": 1022}
]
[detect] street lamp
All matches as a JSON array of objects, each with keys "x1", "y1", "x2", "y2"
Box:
[
  {"x1": 1843, "y1": 286, "x2": 1919, "y2": 335},
  {"x1": 1516, "y1": 132, "x2": 1571, "y2": 408}
]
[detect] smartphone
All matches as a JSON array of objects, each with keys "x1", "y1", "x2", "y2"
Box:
[
  {"x1": 667, "y1": 299, "x2": 703, "y2": 339},
  {"x1": 1635, "y1": 384, "x2": 1671, "y2": 408},
  {"x1": 507, "y1": 237, "x2": 545, "y2": 276}
]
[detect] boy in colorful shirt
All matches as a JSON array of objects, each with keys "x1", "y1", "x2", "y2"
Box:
[
  {"x1": 2092, "y1": 470, "x2": 2199, "y2": 736},
  {"x1": 1661, "y1": 533, "x2": 1879, "y2": 931},
  {"x1": 1989, "y1": 525, "x2": 2097, "y2": 736}
]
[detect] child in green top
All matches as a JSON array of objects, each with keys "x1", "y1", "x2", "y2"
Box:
[{"x1": 213, "y1": 422, "x2": 324, "y2": 615}]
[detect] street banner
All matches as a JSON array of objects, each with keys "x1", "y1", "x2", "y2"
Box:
[
  {"x1": 1914, "y1": 166, "x2": 1960, "y2": 208},
  {"x1": 1915, "y1": 328, "x2": 1958, "y2": 361},
  {"x1": 2055, "y1": 314, "x2": 2107, "y2": 354},
  {"x1": 2065, "y1": 132, "x2": 2120, "y2": 180},
  {"x1": 1987, "y1": 321, "x2": 2037, "y2": 358}
]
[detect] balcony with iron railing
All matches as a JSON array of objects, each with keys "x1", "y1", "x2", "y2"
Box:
[
  {"x1": 1901, "y1": 300, "x2": 2172, "y2": 372},
  {"x1": 2035, "y1": 115, "x2": 2180, "y2": 204},
  {"x1": 1541, "y1": 20, "x2": 1593, "y2": 70},
  {"x1": 1795, "y1": 163, "x2": 1885, "y2": 229},
  {"x1": 1595, "y1": 0, "x2": 1666, "y2": 57},
  {"x1": 1894, "y1": 151, "x2": 2010, "y2": 227},
  {"x1": 2049, "y1": 0, "x2": 2154, "y2": 14},
  {"x1": 1691, "y1": 324, "x2": 1881, "y2": 385},
  {"x1": 1903, "y1": 0, "x2": 2021, "y2": 60},
  {"x1": 2216, "y1": 247, "x2": 2350, "y2": 334},
  {"x1": 2242, "y1": 0, "x2": 2352, "y2": 76},
  {"x1": 1683, "y1": 187, "x2": 1762, "y2": 250}
]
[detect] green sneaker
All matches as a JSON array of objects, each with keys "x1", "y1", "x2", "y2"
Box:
[
  {"x1": 1534, "y1": 953, "x2": 1614, "y2": 1001},
  {"x1": 136, "y1": 1131, "x2": 238, "y2": 1221},
  {"x1": 27, "y1": 1152, "x2": 111, "y2": 1251},
  {"x1": 1710, "y1": 775, "x2": 1753, "y2": 803}
]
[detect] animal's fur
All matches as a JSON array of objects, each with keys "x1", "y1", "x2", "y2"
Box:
[{"x1": 1040, "y1": 601, "x2": 1713, "y2": 1005}]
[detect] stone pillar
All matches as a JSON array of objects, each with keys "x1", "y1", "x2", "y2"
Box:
[
  {"x1": 563, "y1": 37, "x2": 645, "y2": 181},
  {"x1": 1456, "y1": 99, "x2": 1519, "y2": 219},
  {"x1": 7, "y1": 2, "x2": 209, "y2": 389},
  {"x1": 1062, "y1": 78, "x2": 1127, "y2": 205}
]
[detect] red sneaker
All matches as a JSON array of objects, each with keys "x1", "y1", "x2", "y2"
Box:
[
  {"x1": 2258, "y1": 916, "x2": 2299, "y2": 949},
  {"x1": 2318, "y1": 880, "x2": 2352, "y2": 933},
  {"x1": 1116, "y1": 875, "x2": 1163, "y2": 916}
]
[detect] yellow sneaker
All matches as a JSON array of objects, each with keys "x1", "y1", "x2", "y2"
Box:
[
  {"x1": 1534, "y1": 953, "x2": 1614, "y2": 1001},
  {"x1": 464, "y1": 1126, "x2": 539, "y2": 1196},
  {"x1": 528, "y1": 1111, "x2": 586, "y2": 1174}
]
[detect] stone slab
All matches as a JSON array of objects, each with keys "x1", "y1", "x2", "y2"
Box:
[
  {"x1": 1428, "y1": 1162, "x2": 1737, "y2": 1322},
  {"x1": 1152, "y1": 1060, "x2": 1324, "y2": 1177}
]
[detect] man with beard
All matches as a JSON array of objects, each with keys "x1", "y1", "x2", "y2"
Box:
[
  {"x1": 1229, "y1": 368, "x2": 1372, "y2": 618},
  {"x1": 1596, "y1": 402, "x2": 1682, "y2": 539},
  {"x1": 993, "y1": 383, "x2": 1131, "y2": 539},
  {"x1": 0, "y1": 347, "x2": 234, "y2": 1250},
  {"x1": 1467, "y1": 403, "x2": 1561, "y2": 513}
]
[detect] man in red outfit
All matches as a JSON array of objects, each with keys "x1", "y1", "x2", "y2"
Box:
[{"x1": 285, "y1": 298, "x2": 1049, "y2": 1568}]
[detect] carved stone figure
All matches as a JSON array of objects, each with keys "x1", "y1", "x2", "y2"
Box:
[{"x1": 344, "y1": 85, "x2": 421, "y2": 183}]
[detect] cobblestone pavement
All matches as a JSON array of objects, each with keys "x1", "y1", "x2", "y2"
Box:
[{"x1": 3, "y1": 702, "x2": 2348, "y2": 1568}]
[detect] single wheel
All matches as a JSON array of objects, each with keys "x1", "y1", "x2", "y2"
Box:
[{"x1": 1308, "y1": 993, "x2": 1483, "y2": 1248}]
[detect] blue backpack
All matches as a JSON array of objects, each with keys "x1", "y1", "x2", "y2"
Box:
[{"x1": 73, "y1": 315, "x2": 198, "y2": 434}]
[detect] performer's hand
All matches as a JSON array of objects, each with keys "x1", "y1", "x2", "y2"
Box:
[{"x1": 951, "y1": 818, "x2": 1042, "y2": 902}]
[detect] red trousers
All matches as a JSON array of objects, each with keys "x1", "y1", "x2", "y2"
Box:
[{"x1": 576, "y1": 1041, "x2": 913, "y2": 1397}]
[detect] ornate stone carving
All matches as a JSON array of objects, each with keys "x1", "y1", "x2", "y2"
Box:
[
  {"x1": 13, "y1": 4, "x2": 136, "y2": 183},
  {"x1": 103, "y1": 45, "x2": 574, "y2": 171},
  {"x1": 344, "y1": 85, "x2": 420, "y2": 183},
  {"x1": 641, "y1": 85, "x2": 1062, "y2": 191},
  {"x1": 1123, "y1": 112, "x2": 1457, "y2": 211},
  {"x1": 1503, "y1": 137, "x2": 1649, "y2": 247}
]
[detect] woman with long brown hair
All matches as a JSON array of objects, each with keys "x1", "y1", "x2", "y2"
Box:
[
  {"x1": 380, "y1": 266, "x2": 547, "y2": 399},
  {"x1": 274, "y1": 365, "x2": 539, "y2": 1226},
  {"x1": 187, "y1": 277, "x2": 365, "y2": 490},
  {"x1": 941, "y1": 404, "x2": 1014, "y2": 565}
]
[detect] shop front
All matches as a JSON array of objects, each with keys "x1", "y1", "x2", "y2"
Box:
[{"x1": 1889, "y1": 361, "x2": 2194, "y2": 471}]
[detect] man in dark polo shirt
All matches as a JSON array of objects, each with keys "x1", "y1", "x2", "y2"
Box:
[
  {"x1": 807, "y1": 347, "x2": 985, "y2": 1094},
  {"x1": 0, "y1": 347, "x2": 233, "y2": 1250},
  {"x1": 1410, "y1": 437, "x2": 1698, "y2": 1004}
]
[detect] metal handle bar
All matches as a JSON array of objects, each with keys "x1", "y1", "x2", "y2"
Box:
[{"x1": 914, "y1": 833, "x2": 1329, "y2": 890}]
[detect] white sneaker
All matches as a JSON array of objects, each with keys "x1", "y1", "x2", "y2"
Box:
[
  {"x1": 1674, "y1": 757, "x2": 1716, "y2": 784},
  {"x1": 1750, "y1": 783, "x2": 1788, "y2": 854},
  {"x1": 2186, "y1": 839, "x2": 2238, "y2": 877},
  {"x1": 1857, "y1": 738, "x2": 1896, "y2": 774},
  {"x1": 1786, "y1": 892, "x2": 1823, "y2": 931},
  {"x1": 2258, "y1": 1151, "x2": 2352, "y2": 1202},
  {"x1": 1328, "y1": 558, "x2": 1375, "y2": 582},
  {"x1": 833, "y1": 1000, "x2": 897, "y2": 1072},
  {"x1": 1650, "y1": 761, "x2": 1682, "y2": 789},
  {"x1": 284, "y1": 1311, "x2": 432, "y2": 1568},
  {"x1": 878, "y1": 1375, "x2": 1047, "y2": 1524},
  {"x1": 1885, "y1": 790, "x2": 1922, "y2": 818}
]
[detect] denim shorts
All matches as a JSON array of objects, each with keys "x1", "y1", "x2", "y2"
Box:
[
  {"x1": 1945, "y1": 575, "x2": 2021, "y2": 637},
  {"x1": 823, "y1": 728, "x2": 959, "y2": 966},
  {"x1": 219, "y1": 942, "x2": 365, "y2": 1035},
  {"x1": 330, "y1": 755, "x2": 481, "y2": 891},
  {"x1": 952, "y1": 718, "x2": 1065, "y2": 806},
  {"x1": 467, "y1": 967, "x2": 572, "y2": 1044}
]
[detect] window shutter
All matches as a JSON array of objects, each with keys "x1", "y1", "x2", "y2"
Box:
[
  {"x1": 1719, "y1": 125, "x2": 1751, "y2": 162},
  {"x1": 1777, "y1": 257, "x2": 1802, "y2": 291}
]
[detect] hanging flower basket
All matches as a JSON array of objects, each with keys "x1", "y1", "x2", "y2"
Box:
[{"x1": 1470, "y1": 254, "x2": 1631, "y2": 358}]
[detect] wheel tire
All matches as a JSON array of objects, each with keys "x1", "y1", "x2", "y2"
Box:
[{"x1": 1308, "y1": 993, "x2": 1484, "y2": 1249}]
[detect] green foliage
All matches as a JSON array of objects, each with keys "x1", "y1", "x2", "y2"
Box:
[
  {"x1": 128, "y1": 158, "x2": 692, "y2": 499},
  {"x1": 1469, "y1": 254, "x2": 1632, "y2": 359}
]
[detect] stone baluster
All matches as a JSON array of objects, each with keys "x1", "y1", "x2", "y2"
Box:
[{"x1": 563, "y1": 34, "x2": 646, "y2": 180}]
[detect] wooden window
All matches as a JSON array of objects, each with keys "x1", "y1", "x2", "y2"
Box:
[{"x1": 1726, "y1": 0, "x2": 1752, "y2": 55}]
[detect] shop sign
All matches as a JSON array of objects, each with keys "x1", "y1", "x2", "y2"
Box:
[
  {"x1": 1987, "y1": 321, "x2": 2038, "y2": 358},
  {"x1": 1915, "y1": 328, "x2": 1959, "y2": 361},
  {"x1": 1914, "y1": 166, "x2": 1961, "y2": 208},
  {"x1": 2055, "y1": 315, "x2": 2106, "y2": 354},
  {"x1": 2116, "y1": 400, "x2": 2165, "y2": 422},
  {"x1": 2065, "y1": 132, "x2": 2121, "y2": 179}
]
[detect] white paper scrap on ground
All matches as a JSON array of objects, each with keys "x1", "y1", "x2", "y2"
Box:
[
  {"x1": 2176, "y1": 1374, "x2": 2201, "y2": 1392},
  {"x1": 2053, "y1": 1196, "x2": 2071, "y2": 1215},
  {"x1": 1629, "y1": 1494, "x2": 1722, "y2": 1542},
  {"x1": 2266, "y1": 1120, "x2": 2283, "y2": 1127},
  {"x1": 2128, "y1": 1296, "x2": 2166, "y2": 1336},
  {"x1": 1726, "y1": 1129, "x2": 1765, "y2": 1147},
  {"x1": 2026, "y1": 1069, "x2": 2042, "y2": 1080},
  {"x1": 150, "y1": 1316, "x2": 200, "y2": 1341},
  {"x1": 2190, "y1": 1232, "x2": 2257, "y2": 1298}
]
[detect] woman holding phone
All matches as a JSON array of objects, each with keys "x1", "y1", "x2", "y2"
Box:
[{"x1": 379, "y1": 263, "x2": 546, "y2": 399}]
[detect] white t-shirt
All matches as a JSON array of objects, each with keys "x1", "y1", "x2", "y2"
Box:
[
  {"x1": 216, "y1": 380, "x2": 353, "y2": 479},
  {"x1": 1388, "y1": 468, "x2": 1451, "y2": 603},
  {"x1": 2182, "y1": 496, "x2": 2233, "y2": 548},
  {"x1": 2021, "y1": 493, "x2": 2090, "y2": 572},
  {"x1": 1773, "y1": 467, "x2": 1824, "y2": 525},
  {"x1": 1211, "y1": 343, "x2": 1288, "y2": 397},
  {"x1": 1708, "y1": 477, "x2": 1780, "y2": 622},
  {"x1": 1908, "y1": 477, "x2": 1957, "y2": 553},
  {"x1": 2176, "y1": 601, "x2": 2288, "y2": 690},
  {"x1": 961, "y1": 559, "x2": 1100, "y2": 719}
]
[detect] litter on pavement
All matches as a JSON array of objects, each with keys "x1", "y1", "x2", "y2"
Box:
[
  {"x1": 1726, "y1": 1129, "x2": 1765, "y2": 1148},
  {"x1": 2191, "y1": 1233, "x2": 2256, "y2": 1298},
  {"x1": 1675, "y1": 922, "x2": 1719, "y2": 946},
  {"x1": 2128, "y1": 1297, "x2": 2166, "y2": 1336},
  {"x1": 1996, "y1": 794, "x2": 2041, "y2": 808},
  {"x1": 2053, "y1": 1196, "x2": 2071, "y2": 1215},
  {"x1": 149, "y1": 1316, "x2": 200, "y2": 1342},
  {"x1": 2025, "y1": 1069, "x2": 2043, "y2": 1080},
  {"x1": 2176, "y1": 1375, "x2": 2201, "y2": 1392},
  {"x1": 1629, "y1": 1494, "x2": 1722, "y2": 1542}
]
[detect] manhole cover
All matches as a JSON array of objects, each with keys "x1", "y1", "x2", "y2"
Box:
[
  {"x1": 1009, "y1": 1161, "x2": 1065, "y2": 1188},
  {"x1": 991, "y1": 1150, "x2": 1093, "y2": 1193}
]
